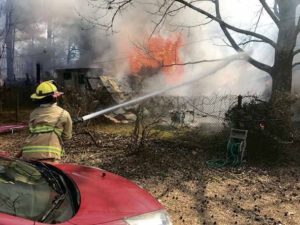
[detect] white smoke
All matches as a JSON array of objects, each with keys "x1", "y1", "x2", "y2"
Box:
[
  {"x1": 7, "y1": 0, "x2": 279, "y2": 96},
  {"x1": 93, "y1": 0, "x2": 278, "y2": 96}
]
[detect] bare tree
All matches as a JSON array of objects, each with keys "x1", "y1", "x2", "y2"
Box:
[{"x1": 5, "y1": 0, "x2": 15, "y2": 81}]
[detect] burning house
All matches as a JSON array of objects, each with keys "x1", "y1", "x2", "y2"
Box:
[
  {"x1": 56, "y1": 67, "x2": 131, "y2": 103},
  {"x1": 53, "y1": 34, "x2": 187, "y2": 123},
  {"x1": 55, "y1": 67, "x2": 136, "y2": 123},
  {"x1": 55, "y1": 68, "x2": 103, "y2": 90}
]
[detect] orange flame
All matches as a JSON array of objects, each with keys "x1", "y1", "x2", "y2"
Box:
[{"x1": 128, "y1": 35, "x2": 184, "y2": 84}]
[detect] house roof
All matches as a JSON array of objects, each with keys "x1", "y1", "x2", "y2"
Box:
[{"x1": 56, "y1": 67, "x2": 103, "y2": 73}]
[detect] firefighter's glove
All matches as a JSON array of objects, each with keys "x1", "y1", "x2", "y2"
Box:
[{"x1": 72, "y1": 117, "x2": 83, "y2": 124}]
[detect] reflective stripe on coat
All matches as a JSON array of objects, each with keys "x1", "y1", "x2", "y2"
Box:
[{"x1": 22, "y1": 103, "x2": 72, "y2": 161}]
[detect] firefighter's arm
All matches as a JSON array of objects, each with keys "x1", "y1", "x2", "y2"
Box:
[{"x1": 62, "y1": 111, "x2": 73, "y2": 140}]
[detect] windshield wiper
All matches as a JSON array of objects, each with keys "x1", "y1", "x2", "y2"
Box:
[
  {"x1": 32, "y1": 162, "x2": 67, "y2": 222},
  {"x1": 40, "y1": 192, "x2": 66, "y2": 222}
]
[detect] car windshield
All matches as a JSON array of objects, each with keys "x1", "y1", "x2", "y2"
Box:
[{"x1": 0, "y1": 157, "x2": 77, "y2": 223}]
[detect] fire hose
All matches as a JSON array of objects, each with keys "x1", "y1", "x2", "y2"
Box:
[{"x1": 73, "y1": 52, "x2": 249, "y2": 124}]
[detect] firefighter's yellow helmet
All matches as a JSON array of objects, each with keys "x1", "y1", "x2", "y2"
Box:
[{"x1": 31, "y1": 80, "x2": 63, "y2": 100}]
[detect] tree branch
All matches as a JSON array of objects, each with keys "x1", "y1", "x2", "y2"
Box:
[
  {"x1": 170, "y1": 19, "x2": 213, "y2": 29},
  {"x1": 273, "y1": 0, "x2": 280, "y2": 18},
  {"x1": 214, "y1": 0, "x2": 272, "y2": 74},
  {"x1": 239, "y1": 39, "x2": 265, "y2": 46},
  {"x1": 168, "y1": 19, "x2": 213, "y2": 33},
  {"x1": 258, "y1": 0, "x2": 279, "y2": 27},
  {"x1": 110, "y1": 0, "x2": 133, "y2": 31},
  {"x1": 174, "y1": 0, "x2": 276, "y2": 48},
  {"x1": 293, "y1": 49, "x2": 300, "y2": 56},
  {"x1": 150, "y1": 1, "x2": 175, "y2": 38},
  {"x1": 163, "y1": 58, "x2": 222, "y2": 67},
  {"x1": 292, "y1": 62, "x2": 300, "y2": 69}
]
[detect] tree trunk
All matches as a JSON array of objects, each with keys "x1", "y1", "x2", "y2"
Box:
[
  {"x1": 46, "y1": 15, "x2": 55, "y2": 73},
  {"x1": 5, "y1": 0, "x2": 15, "y2": 82},
  {"x1": 271, "y1": 1, "x2": 298, "y2": 99},
  {"x1": 266, "y1": 0, "x2": 300, "y2": 136}
]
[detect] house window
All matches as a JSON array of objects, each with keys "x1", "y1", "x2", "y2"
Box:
[
  {"x1": 63, "y1": 72, "x2": 71, "y2": 80},
  {"x1": 79, "y1": 74, "x2": 85, "y2": 84}
]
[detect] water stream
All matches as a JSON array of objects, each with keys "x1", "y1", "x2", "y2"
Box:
[{"x1": 82, "y1": 53, "x2": 248, "y2": 121}]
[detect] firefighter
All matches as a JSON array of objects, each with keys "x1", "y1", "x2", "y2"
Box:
[{"x1": 17, "y1": 80, "x2": 72, "y2": 162}]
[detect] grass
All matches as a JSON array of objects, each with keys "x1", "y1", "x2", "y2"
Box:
[
  {"x1": 91, "y1": 123, "x2": 189, "y2": 138},
  {"x1": 93, "y1": 123, "x2": 134, "y2": 136},
  {"x1": 2, "y1": 109, "x2": 292, "y2": 167}
]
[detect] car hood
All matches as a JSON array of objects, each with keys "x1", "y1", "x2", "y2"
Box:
[{"x1": 54, "y1": 163, "x2": 163, "y2": 225}]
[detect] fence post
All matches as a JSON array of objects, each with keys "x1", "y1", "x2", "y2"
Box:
[
  {"x1": 238, "y1": 95, "x2": 242, "y2": 109},
  {"x1": 236, "y1": 95, "x2": 243, "y2": 129}
]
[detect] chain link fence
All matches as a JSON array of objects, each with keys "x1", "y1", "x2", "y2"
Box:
[
  {"x1": 150, "y1": 95, "x2": 239, "y2": 133},
  {"x1": 0, "y1": 86, "x2": 253, "y2": 134}
]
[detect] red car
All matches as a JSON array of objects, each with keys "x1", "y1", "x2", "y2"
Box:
[{"x1": 0, "y1": 156, "x2": 172, "y2": 225}]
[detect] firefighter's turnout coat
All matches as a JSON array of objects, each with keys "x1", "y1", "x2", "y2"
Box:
[{"x1": 22, "y1": 103, "x2": 72, "y2": 161}]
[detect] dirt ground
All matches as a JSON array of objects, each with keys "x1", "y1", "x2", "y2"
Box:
[{"x1": 0, "y1": 125, "x2": 300, "y2": 225}]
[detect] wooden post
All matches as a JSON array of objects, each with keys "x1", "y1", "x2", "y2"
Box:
[
  {"x1": 237, "y1": 95, "x2": 242, "y2": 109},
  {"x1": 36, "y1": 63, "x2": 41, "y2": 84},
  {"x1": 236, "y1": 95, "x2": 243, "y2": 129}
]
